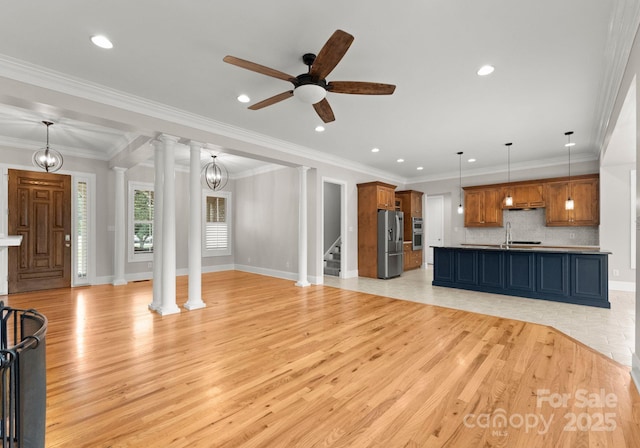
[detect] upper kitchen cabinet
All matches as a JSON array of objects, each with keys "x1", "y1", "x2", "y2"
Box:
[
  {"x1": 366, "y1": 182, "x2": 396, "y2": 211},
  {"x1": 463, "y1": 187, "x2": 503, "y2": 227},
  {"x1": 545, "y1": 175, "x2": 599, "y2": 226},
  {"x1": 502, "y1": 183, "x2": 545, "y2": 209},
  {"x1": 395, "y1": 190, "x2": 423, "y2": 218}
]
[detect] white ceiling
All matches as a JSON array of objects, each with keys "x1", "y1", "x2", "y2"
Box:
[{"x1": 0, "y1": 1, "x2": 634, "y2": 180}]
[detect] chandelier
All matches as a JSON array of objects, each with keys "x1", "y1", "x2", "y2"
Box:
[{"x1": 32, "y1": 121, "x2": 63, "y2": 173}]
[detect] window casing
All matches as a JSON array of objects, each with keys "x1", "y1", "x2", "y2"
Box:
[
  {"x1": 203, "y1": 191, "x2": 231, "y2": 256},
  {"x1": 129, "y1": 182, "x2": 154, "y2": 262}
]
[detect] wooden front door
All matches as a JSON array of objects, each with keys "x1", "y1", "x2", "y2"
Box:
[{"x1": 8, "y1": 169, "x2": 71, "y2": 293}]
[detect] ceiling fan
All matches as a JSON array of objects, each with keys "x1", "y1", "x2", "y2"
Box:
[{"x1": 223, "y1": 30, "x2": 396, "y2": 123}]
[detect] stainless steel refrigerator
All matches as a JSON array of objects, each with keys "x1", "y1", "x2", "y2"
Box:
[{"x1": 377, "y1": 209, "x2": 404, "y2": 279}]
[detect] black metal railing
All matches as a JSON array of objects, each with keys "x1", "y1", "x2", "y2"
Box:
[{"x1": 0, "y1": 302, "x2": 47, "y2": 448}]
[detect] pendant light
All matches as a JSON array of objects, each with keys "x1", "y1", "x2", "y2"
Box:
[
  {"x1": 504, "y1": 142, "x2": 513, "y2": 206},
  {"x1": 564, "y1": 131, "x2": 575, "y2": 210},
  {"x1": 457, "y1": 151, "x2": 464, "y2": 214},
  {"x1": 32, "y1": 121, "x2": 63, "y2": 173},
  {"x1": 201, "y1": 154, "x2": 229, "y2": 191}
]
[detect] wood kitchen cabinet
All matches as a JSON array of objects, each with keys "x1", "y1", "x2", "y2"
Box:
[
  {"x1": 357, "y1": 181, "x2": 397, "y2": 278},
  {"x1": 403, "y1": 242, "x2": 423, "y2": 271},
  {"x1": 463, "y1": 187, "x2": 503, "y2": 227},
  {"x1": 545, "y1": 175, "x2": 599, "y2": 226},
  {"x1": 376, "y1": 185, "x2": 396, "y2": 210},
  {"x1": 502, "y1": 183, "x2": 545, "y2": 209},
  {"x1": 395, "y1": 189, "x2": 424, "y2": 236}
]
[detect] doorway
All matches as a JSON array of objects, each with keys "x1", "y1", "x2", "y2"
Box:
[
  {"x1": 322, "y1": 179, "x2": 346, "y2": 278},
  {"x1": 8, "y1": 169, "x2": 71, "y2": 293},
  {"x1": 426, "y1": 195, "x2": 444, "y2": 264}
]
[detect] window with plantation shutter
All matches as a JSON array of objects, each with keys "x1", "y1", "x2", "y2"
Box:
[
  {"x1": 203, "y1": 191, "x2": 231, "y2": 256},
  {"x1": 73, "y1": 176, "x2": 94, "y2": 286},
  {"x1": 129, "y1": 182, "x2": 154, "y2": 262},
  {"x1": 76, "y1": 180, "x2": 88, "y2": 279}
]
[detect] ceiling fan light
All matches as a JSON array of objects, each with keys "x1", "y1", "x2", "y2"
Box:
[{"x1": 293, "y1": 84, "x2": 327, "y2": 104}]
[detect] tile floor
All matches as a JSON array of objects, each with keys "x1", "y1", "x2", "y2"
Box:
[{"x1": 323, "y1": 266, "x2": 636, "y2": 366}]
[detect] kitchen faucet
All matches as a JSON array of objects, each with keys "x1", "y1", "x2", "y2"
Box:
[{"x1": 501, "y1": 221, "x2": 512, "y2": 249}]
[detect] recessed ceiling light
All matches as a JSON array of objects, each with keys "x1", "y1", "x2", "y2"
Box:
[
  {"x1": 477, "y1": 65, "x2": 495, "y2": 76},
  {"x1": 315, "y1": 125, "x2": 325, "y2": 132},
  {"x1": 417, "y1": 166, "x2": 424, "y2": 170},
  {"x1": 397, "y1": 158, "x2": 404, "y2": 163},
  {"x1": 371, "y1": 148, "x2": 380, "y2": 153},
  {"x1": 91, "y1": 35, "x2": 113, "y2": 49},
  {"x1": 237, "y1": 94, "x2": 251, "y2": 103},
  {"x1": 468, "y1": 158, "x2": 476, "y2": 163}
]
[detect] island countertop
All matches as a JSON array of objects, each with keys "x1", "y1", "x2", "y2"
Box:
[{"x1": 450, "y1": 243, "x2": 611, "y2": 255}]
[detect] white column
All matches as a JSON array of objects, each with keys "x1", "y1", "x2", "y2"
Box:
[
  {"x1": 296, "y1": 166, "x2": 310, "y2": 287},
  {"x1": 112, "y1": 167, "x2": 127, "y2": 286},
  {"x1": 149, "y1": 140, "x2": 163, "y2": 311},
  {"x1": 184, "y1": 141, "x2": 205, "y2": 310},
  {"x1": 158, "y1": 134, "x2": 180, "y2": 315}
]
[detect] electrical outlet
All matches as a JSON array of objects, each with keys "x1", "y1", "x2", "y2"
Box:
[
  {"x1": 147, "y1": 262, "x2": 152, "y2": 269},
  {"x1": 613, "y1": 269, "x2": 620, "y2": 277},
  {"x1": 569, "y1": 233, "x2": 575, "y2": 239}
]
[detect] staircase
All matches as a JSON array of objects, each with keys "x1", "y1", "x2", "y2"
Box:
[{"x1": 324, "y1": 238, "x2": 341, "y2": 277}]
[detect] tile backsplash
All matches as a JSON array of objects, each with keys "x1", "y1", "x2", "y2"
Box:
[{"x1": 464, "y1": 209, "x2": 599, "y2": 246}]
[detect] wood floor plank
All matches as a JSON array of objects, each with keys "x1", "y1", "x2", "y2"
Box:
[{"x1": 5, "y1": 271, "x2": 640, "y2": 447}]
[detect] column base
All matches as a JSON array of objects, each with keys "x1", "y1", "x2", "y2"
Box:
[
  {"x1": 183, "y1": 301, "x2": 206, "y2": 310},
  {"x1": 295, "y1": 280, "x2": 311, "y2": 287},
  {"x1": 156, "y1": 305, "x2": 181, "y2": 316},
  {"x1": 148, "y1": 302, "x2": 160, "y2": 312},
  {"x1": 112, "y1": 279, "x2": 127, "y2": 286}
]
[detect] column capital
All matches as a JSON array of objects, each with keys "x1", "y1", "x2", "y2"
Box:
[
  {"x1": 158, "y1": 134, "x2": 180, "y2": 145},
  {"x1": 188, "y1": 140, "x2": 204, "y2": 151},
  {"x1": 112, "y1": 166, "x2": 127, "y2": 173}
]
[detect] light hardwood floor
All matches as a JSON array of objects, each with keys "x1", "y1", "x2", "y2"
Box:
[{"x1": 7, "y1": 271, "x2": 640, "y2": 447}]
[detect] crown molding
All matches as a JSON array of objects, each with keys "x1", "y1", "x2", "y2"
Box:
[
  {"x1": 0, "y1": 55, "x2": 405, "y2": 184},
  {"x1": 406, "y1": 152, "x2": 599, "y2": 184},
  {"x1": 592, "y1": 0, "x2": 640, "y2": 151}
]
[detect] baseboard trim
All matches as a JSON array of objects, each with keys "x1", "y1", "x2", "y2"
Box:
[
  {"x1": 342, "y1": 269, "x2": 358, "y2": 279},
  {"x1": 91, "y1": 265, "x2": 299, "y2": 286},
  {"x1": 609, "y1": 280, "x2": 635, "y2": 292},
  {"x1": 234, "y1": 264, "x2": 298, "y2": 282}
]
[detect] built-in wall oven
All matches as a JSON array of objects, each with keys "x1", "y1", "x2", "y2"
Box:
[{"x1": 412, "y1": 217, "x2": 423, "y2": 250}]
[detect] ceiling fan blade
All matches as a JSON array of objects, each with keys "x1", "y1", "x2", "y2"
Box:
[
  {"x1": 313, "y1": 98, "x2": 335, "y2": 123},
  {"x1": 223, "y1": 55, "x2": 297, "y2": 83},
  {"x1": 248, "y1": 91, "x2": 294, "y2": 110},
  {"x1": 309, "y1": 30, "x2": 354, "y2": 80},
  {"x1": 328, "y1": 81, "x2": 396, "y2": 95}
]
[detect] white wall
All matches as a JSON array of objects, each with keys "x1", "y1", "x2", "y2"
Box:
[
  {"x1": 598, "y1": 14, "x2": 640, "y2": 388},
  {"x1": 600, "y1": 163, "x2": 636, "y2": 285},
  {"x1": 234, "y1": 166, "x2": 299, "y2": 277}
]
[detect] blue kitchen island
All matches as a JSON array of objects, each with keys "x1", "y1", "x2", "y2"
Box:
[{"x1": 432, "y1": 245, "x2": 610, "y2": 308}]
